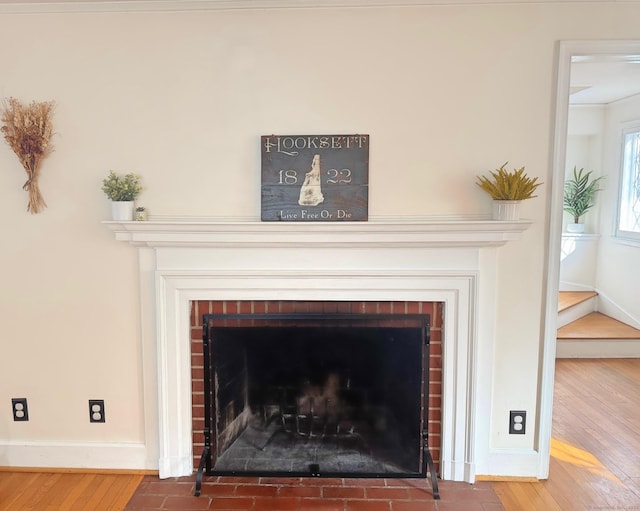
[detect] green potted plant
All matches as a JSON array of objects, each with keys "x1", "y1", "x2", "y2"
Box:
[
  {"x1": 563, "y1": 166, "x2": 604, "y2": 233},
  {"x1": 101, "y1": 171, "x2": 142, "y2": 221},
  {"x1": 135, "y1": 206, "x2": 148, "y2": 221},
  {"x1": 476, "y1": 162, "x2": 542, "y2": 220}
]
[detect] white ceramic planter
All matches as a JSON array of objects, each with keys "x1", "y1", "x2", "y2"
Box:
[
  {"x1": 492, "y1": 200, "x2": 521, "y2": 221},
  {"x1": 111, "y1": 201, "x2": 134, "y2": 221},
  {"x1": 566, "y1": 222, "x2": 585, "y2": 233}
]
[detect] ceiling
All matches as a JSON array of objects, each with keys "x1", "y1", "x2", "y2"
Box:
[{"x1": 570, "y1": 55, "x2": 640, "y2": 105}]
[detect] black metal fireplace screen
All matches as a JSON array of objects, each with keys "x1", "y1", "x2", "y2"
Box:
[{"x1": 195, "y1": 313, "x2": 439, "y2": 499}]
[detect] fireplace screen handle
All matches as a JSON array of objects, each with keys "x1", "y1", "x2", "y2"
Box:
[
  {"x1": 422, "y1": 430, "x2": 440, "y2": 500},
  {"x1": 194, "y1": 440, "x2": 209, "y2": 497}
]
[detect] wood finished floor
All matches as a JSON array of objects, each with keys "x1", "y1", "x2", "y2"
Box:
[
  {"x1": 0, "y1": 470, "x2": 143, "y2": 510},
  {"x1": 557, "y1": 312, "x2": 640, "y2": 339},
  {"x1": 557, "y1": 291, "x2": 598, "y2": 313},
  {"x1": 493, "y1": 358, "x2": 640, "y2": 510},
  {"x1": 557, "y1": 291, "x2": 640, "y2": 339},
  {"x1": 1, "y1": 359, "x2": 639, "y2": 510}
]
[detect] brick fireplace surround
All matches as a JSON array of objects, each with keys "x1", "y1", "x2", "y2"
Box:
[{"x1": 105, "y1": 217, "x2": 531, "y2": 487}]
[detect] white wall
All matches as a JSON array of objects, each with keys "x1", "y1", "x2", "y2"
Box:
[
  {"x1": 1, "y1": 1, "x2": 640, "y2": 475},
  {"x1": 561, "y1": 98, "x2": 640, "y2": 325},
  {"x1": 565, "y1": 105, "x2": 605, "y2": 233},
  {"x1": 560, "y1": 106, "x2": 604, "y2": 290},
  {"x1": 596, "y1": 94, "x2": 640, "y2": 326}
]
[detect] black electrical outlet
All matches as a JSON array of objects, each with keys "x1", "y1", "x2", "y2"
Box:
[
  {"x1": 509, "y1": 410, "x2": 526, "y2": 434},
  {"x1": 12, "y1": 398, "x2": 29, "y2": 421},
  {"x1": 89, "y1": 399, "x2": 105, "y2": 423}
]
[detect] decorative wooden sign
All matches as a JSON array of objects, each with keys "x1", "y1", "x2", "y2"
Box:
[{"x1": 261, "y1": 134, "x2": 369, "y2": 222}]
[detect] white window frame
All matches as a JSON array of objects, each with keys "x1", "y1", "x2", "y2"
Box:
[{"x1": 616, "y1": 122, "x2": 640, "y2": 243}]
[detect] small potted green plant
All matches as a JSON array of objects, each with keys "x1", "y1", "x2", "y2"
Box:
[
  {"x1": 135, "y1": 206, "x2": 148, "y2": 221},
  {"x1": 101, "y1": 171, "x2": 142, "y2": 221},
  {"x1": 563, "y1": 166, "x2": 604, "y2": 233},
  {"x1": 476, "y1": 162, "x2": 542, "y2": 220}
]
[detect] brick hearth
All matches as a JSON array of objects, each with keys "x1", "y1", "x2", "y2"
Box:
[{"x1": 125, "y1": 474, "x2": 506, "y2": 511}]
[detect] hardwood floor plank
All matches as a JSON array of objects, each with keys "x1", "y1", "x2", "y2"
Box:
[
  {"x1": 545, "y1": 451, "x2": 595, "y2": 511},
  {"x1": 45, "y1": 473, "x2": 96, "y2": 511},
  {"x1": 552, "y1": 455, "x2": 627, "y2": 510},
  {"x1": 0, "y1": 473, "x2": 23, "y2": 509},
  {"x1": 612, "y1": 358, "x2": 640, "y2": 384},
  {"x1": 101, "y1": 474, "x2": 144, "y2": 511},
  {"x1": 557, "y1": 312, "x2": 640, "y2": 339},
  {"x1": 582, "y1": 428, "x2": 640, "y2": 479},
  {"x1": 492, "y1": 483, "x2": 524, "y2": 509},
  {"x1": 74, "y1": 475, "x2": 122, "y2": 511},
  {"x1": 0, "y1": 472, "x2": 143, "y2": 511},
  {"x1": 14, "y1": 472, "x2": 64, "y2": 511},
  {"x1": 493, "y1": 481, "x2": 563, "y2": 511},
  {"x1": 627, "y1": 477, "x2": 640, "y2": 500},
  {"x1": 69, "y1": 475, "x2": 130, "y2": 511},
  {"x1": 0, "y1": 472, "x2": 21, "y2": 502},
  {"x1": 557, "y1": 291, "x2": 598, "y2": 312},
  {"x1": 0, "y1": 472, "x2": 49, "y2": 510},
  {"x1": 529, "y1": 481, "x2": 565, "y2": 511}
]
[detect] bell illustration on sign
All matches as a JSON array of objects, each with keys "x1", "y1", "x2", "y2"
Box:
[{"x1": 298, "y1": 154, "x2": 324, "y2": 206}]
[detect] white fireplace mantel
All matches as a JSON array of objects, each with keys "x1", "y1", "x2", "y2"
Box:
[
  {"x1": 103, "y1": 216, "x2": 532, "y2": 248},
  {"x1": 105, "y1": 215, "x2": 535, "y2": 483}
]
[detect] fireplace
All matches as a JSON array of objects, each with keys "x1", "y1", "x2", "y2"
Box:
[
  {"x1": 104, "y1": 217, "x2": 531, "y2": 484},
  {"x1": 192, "y1": 304, "x2": 440, "y2": 480}
]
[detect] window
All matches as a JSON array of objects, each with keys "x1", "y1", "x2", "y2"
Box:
[{"x1": 617, "y1": 126, "x2": 640, "y2": 241}]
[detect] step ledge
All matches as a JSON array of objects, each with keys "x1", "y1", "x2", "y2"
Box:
[
  {"x1": 557, "y1": 300, "x2": 597, "y2": 328},
  {"x1": 556, "y1": 339, "x2": 640, "y2": 358},
  {"x1": 557, "y1": 336, "x2": 640, "y2": 340},
  {"x1": 557, "y1": 291, "x2": 598, "y2": 313}
]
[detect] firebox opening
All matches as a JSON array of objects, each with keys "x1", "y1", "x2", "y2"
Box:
[{"x1": 202, "y1": 314, "x2": 430, "y2": 478}]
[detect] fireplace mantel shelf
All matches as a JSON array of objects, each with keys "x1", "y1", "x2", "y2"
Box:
[{"x1": 103, "y1": 216, "x2": 532, "y2": 248}]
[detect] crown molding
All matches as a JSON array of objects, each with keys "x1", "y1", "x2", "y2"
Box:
[{"x1": 0, "y1": 0, "x2": 632, "y2": 15}]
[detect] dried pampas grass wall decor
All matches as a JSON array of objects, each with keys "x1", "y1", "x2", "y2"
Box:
[{"x1": 1, "y1": 97, "x2": 55, "y2": 214}]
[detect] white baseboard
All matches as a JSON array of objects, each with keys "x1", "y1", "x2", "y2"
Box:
[
  {"x1": 558, "y1": 281, "x2": 595, "y2": 292},
  {"x1": 596, "y1": 292, "x2": 640, "y2": 330},
  {"x1": 556, "y1": 339, "x2": 640, "y2": 358},
  {"x1": 474, "y1": 448, "x2": 539, "y2": 480},
  {"x1": 0, "y1": 441, "x2": 152, "y2": 470},
  {"x1": 158, "y1": 455, "x2": 194, "y2": 479}
]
